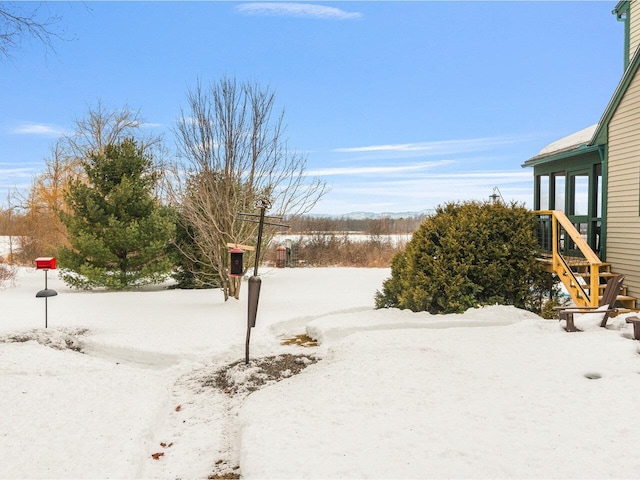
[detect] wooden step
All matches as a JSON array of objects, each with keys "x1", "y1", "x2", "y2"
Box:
[
  {"x1": 617, "y1": 296, "x2": 637, "y2": 310},
  {"x1": 561, "y1": 257, "x2": 612, "y2": 271},
  {"x1": 579, "y1": 271, "x2": 617, "y2": 281},
  {"x1": 596, "y1": 284, "x2": 628, "y2": 296},
  {"x1": 605, "y1": 295, "x2": 637, "y2": 310},
  {"x1": 536, "y1": 255, "x2": 638, "y2": 310},
  {"x1": 611, "y1": 308, "x2": 639, "y2": 317},
  {"x1": 573, "y1": 277, "x2": 637, "y2": 309},
  {"x1": 570, "y1": 262, "x2": 612, "y2": 274},
  {"x1": 577, "y1": 271, "x2": 636, "y2": 309}
]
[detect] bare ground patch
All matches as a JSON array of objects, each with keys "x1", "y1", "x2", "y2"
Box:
[
  {"x1": 280, "y1": 333, "x2": 318, "y2": 347},
  {"x1": 203, "y1": 353, "x2": 319, "y2": 396}
]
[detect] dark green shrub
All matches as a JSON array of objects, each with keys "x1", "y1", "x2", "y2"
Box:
[
  {"x1": 169, "y1": 214, "x2": 222, "y2": 289},
  {"x1": 375, "y1": 201, "x2": 548, "y2": 314}
]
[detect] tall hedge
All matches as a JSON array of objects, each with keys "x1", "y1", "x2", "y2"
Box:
[{"x1": 375, "y1": 201, "x2": 547, "y2": 314}]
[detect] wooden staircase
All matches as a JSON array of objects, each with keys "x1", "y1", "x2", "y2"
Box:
[
  {"x1": 535, "y1": 210, "x2": 637, "y2": 311},
  {"x1": 539, "y1": 255, "x2": 636, "y2": 310}
]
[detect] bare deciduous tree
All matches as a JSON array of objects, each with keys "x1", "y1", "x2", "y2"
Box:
[
  {"x1": 66, "y1": 101, "x2": 162, "y2": 158},
  {"x1": 0, "y1": 2, "x2": 65, "y2": 60},
  {"x1": 170, "y1": 77, "x2": 327, "y2": 300},
  {"x1": 22, "y1": 103, "x2": 164, "y2": 256},
  {"x1": 0, "y1": 193, "x2": 21, "y2": 262},
  {"x1": 20, "y1": 140, "x2": 83, "y2": 257}
]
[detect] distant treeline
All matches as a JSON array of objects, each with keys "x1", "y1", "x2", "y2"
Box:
[{"x1": 285, "y1": 214, "x2": 428, "y2": 235}]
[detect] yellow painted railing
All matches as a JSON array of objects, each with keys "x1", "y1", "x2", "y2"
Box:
[{"x1": 534, "y1": 210, "x2": 602, "y2": 307}]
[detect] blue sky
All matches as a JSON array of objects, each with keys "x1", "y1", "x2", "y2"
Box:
[{"x1": 0, "y1": 1, "x2": 625, "y2": 215}]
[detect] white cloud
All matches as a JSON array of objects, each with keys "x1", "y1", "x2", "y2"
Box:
[
  {"x1": 0, "y1": 167, "x2": 36, "y2": 177},
  {"x1": 307, "y1": 160, "x2": 452, "y2": 177},
  {"x1": 335, "y1": 170, "x2": 530, "y2": 192},
  {"x1": 236, "y1": 3, "x2": 362, "y2": 20},
  {"x1": 140, "y1": 122, "x2": 163, "y2": 129},
  {"x1": 0, "y1": 166, "x2": 38, "y2": 206},
  {"x1": 333, "y1": 135, "x2": 536, "y2": 156},
  {"x1": 307, "y1": 134, "x2": 538, "y2": 215},
  {"x1": 334, "y1": 144, "x2": 435, "y2": 153},
  {"x1": 309, "y1": 169, "x2": 533, "y2": 215},
  {"x1": 11, "y1": 123, "x2": 69, "y2": 137},
  {"x1": 431, "y1": 170, "x2": 532, "y2": 181}
]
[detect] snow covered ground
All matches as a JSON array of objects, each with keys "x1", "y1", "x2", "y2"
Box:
[
  {"x1": 0, "y1": 235, "x2": 17, "y2": 259},
  {"x1": 2, "y1": 265, "x2": 640, "y2": 479}
]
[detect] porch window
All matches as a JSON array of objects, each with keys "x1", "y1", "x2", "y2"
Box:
[
  {"x1": 595, "y1": 163, "x2": 602, "y2": 218},
  {"x1": 553, "y1": 172, "x2": 565, "y2": 212},
  {"x1": 571, "y1": 173, "x2": 589, "y2": 216},
  {"x1": 538, "y1": 174, "x2": 549, "y2": 210}
]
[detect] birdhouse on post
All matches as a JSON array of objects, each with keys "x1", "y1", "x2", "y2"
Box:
[
  {"x1": 275, "y1": 246, "x2": 286, "y2": 268},
  {"x1": 34, "y1": 257, "x2": 57, "y2": 328},
  {"x1": 35, "y1": 257, "x2": 56, "y2": 270},
  {"x1": 229, "y1": 248, "x2": 244, "y2": 277}
]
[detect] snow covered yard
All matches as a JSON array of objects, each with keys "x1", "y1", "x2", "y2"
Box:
[
  {"x1": 2, "y1": 265, "x2": 640, "y2": 479},
  {"x1": 0, "y1": 236, "x2": 16, "y2": 259}
]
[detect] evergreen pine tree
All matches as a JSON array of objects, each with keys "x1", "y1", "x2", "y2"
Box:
[{"x1": 58, "y1": 139, "x2": 175, "y2": 289}]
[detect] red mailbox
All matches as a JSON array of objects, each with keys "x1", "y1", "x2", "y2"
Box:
[
  {"x1": 229, "y1": 248, "x2": 244, "y2": 277},
  {"x1": 35, "y1": 257, "x2": 56, "y2": 270},
  {"x1": 35, "y1": 257, "x2": 57, "y2": 329}
]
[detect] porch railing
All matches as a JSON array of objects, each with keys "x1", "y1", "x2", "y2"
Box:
[{"x1": 534, "y1": 210, "x2": 602, "y2": 307}]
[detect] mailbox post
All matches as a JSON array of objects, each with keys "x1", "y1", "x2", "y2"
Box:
[{"x1": 35, "y1": 257, "x2": 57, "y2": 328}]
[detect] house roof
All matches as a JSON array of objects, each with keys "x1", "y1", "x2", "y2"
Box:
[
  {"x1": 539, "y1": 124, "x2": 597, "y2": 156},
  {"x1": 523, "y1": 4, "x2": 640, "y2": 169},
  {"x1": 614, "y1": 1, "x2": 630, "y2": 19},
  {"x1": 522, "y1": 124, "x2": 598, "y2": 167}
]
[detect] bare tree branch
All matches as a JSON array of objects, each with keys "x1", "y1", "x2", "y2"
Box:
[
  {"x1": 0, "y1": 2, "x2": 65, "y2": 60},
  {"x1": 169, "y1": 77, "x2": 328, "y2": 300},
  {"x1": 22, "y1": 102, "x2": 166, "y2": 257},
  {"x1": 66, "y1": 100, "x2": 161, "y2": 157}
]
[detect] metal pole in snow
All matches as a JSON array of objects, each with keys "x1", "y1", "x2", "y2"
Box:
[
  {"x1": 35, "y1": 259, "x2": 57, "y2": 328},
  {"x1": 44, "y1": 270, "x2": 48, "y2": 329},
  {"x1": 245, "y1": 204, "x2": 266, "y2": 364}
]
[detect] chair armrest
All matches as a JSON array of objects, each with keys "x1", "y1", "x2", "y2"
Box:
[
  {"x1": 554, "y1": 306, "x2": 602, "y2": 312},
  {"x1": 557, "y1": 307, "x2": 616, "y2": 315}
]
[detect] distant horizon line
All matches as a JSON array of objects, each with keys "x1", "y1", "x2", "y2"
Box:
[{"x1": 293, "y1": 210, "x2": 435, "y2": 219}]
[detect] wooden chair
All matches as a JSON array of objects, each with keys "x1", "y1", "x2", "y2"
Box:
[
  {"x1": 626, "y1": 316, "x2": 640, "y2": 340},
  {"x1": 555, "y1": 274, "x2": 624, "y2": 332}
]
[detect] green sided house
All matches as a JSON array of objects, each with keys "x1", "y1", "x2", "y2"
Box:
[{"x1": 523, "y1": 0, "x2": 640, "y2": 309}]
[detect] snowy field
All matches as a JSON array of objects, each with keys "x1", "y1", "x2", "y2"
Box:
[
  {"x1": 2, "y1": 265, "x2": 640, "y2": 479},
  {"x1": 0, "y1": 235, "x2": 17, "y2": 259}
]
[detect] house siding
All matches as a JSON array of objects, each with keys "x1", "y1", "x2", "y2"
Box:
[
  {"x1": 631, "y1": 0, "x2": 640, "y2": 61},
  {"x1": 607, "y1": 64, "x2": 640, "y2": 304}
]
